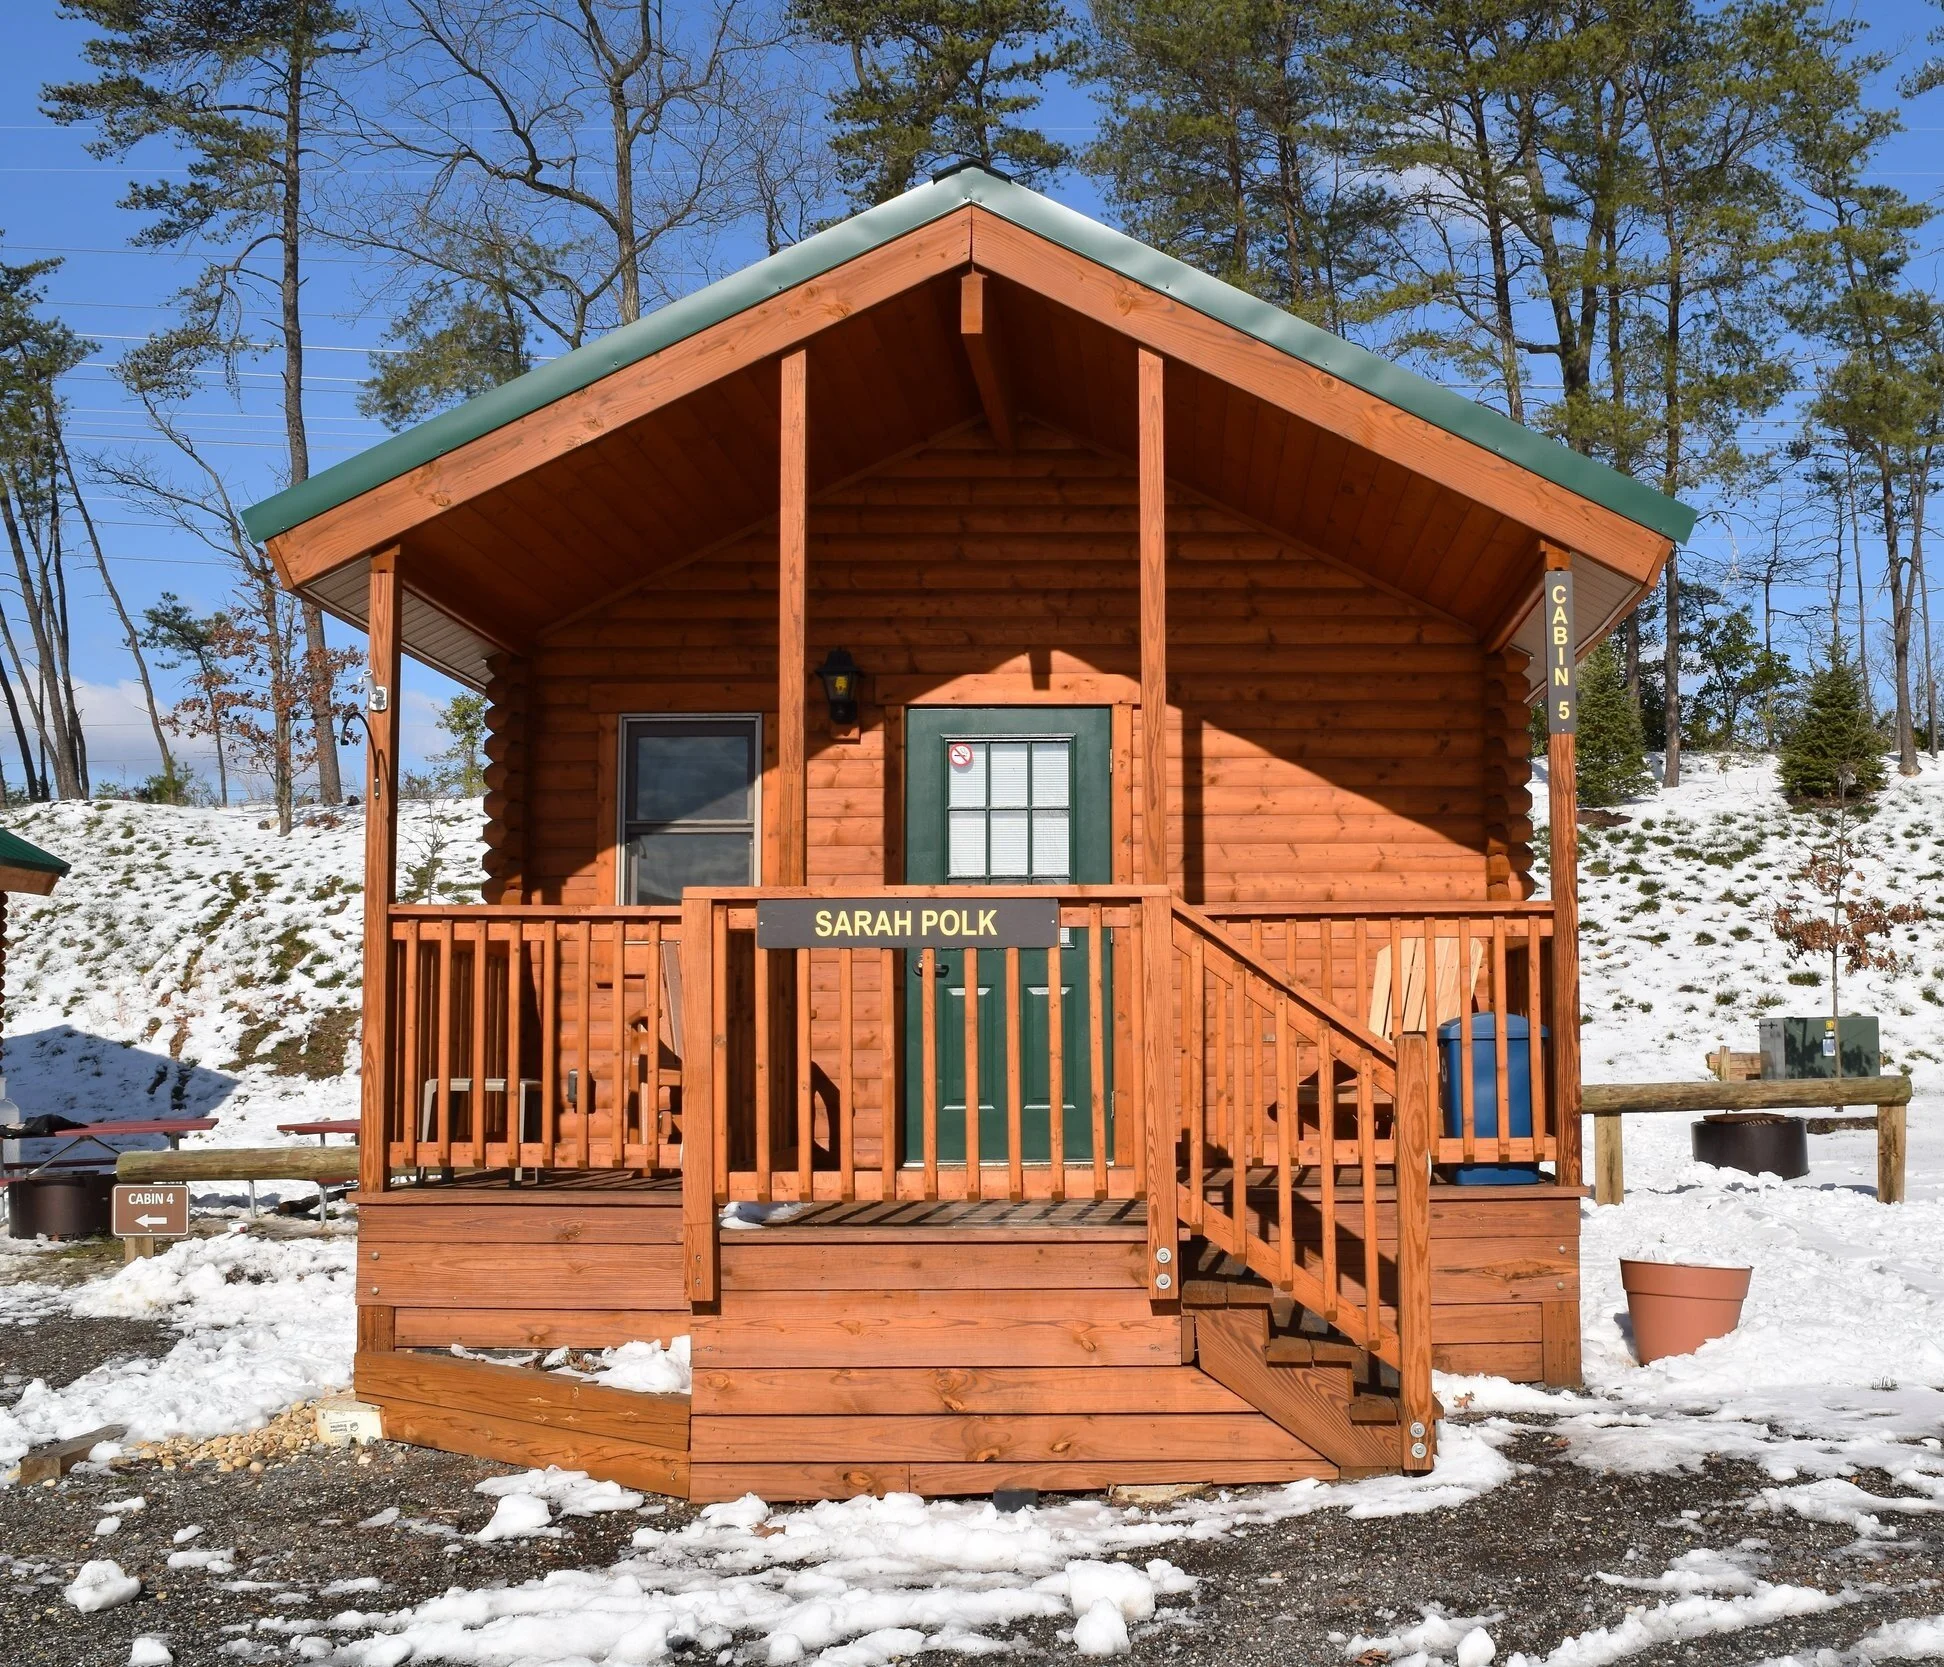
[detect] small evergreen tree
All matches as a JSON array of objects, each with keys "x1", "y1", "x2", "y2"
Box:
[
  {"x1": 1575, "y1": 642, "x2": 1652, "y2": 806},
  {"x1": 1779, "y1": 646, "x2": 1886, "y2": 805},
  {"x1": 431, "y1": 693, "x2": 488, "y2": 797}
]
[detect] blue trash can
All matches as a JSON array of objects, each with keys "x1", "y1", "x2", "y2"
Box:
[{"x1": 1437, "y1": 1013, "x2": 1545, "y2": 1184}]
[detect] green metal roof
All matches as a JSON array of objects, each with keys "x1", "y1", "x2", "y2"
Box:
[
  {"x1": 0, "y1": 826, "x2": 68, "y2": 878},
  {"x1": 243, "y1": 167, "x2": 1697, "y2": 550}
]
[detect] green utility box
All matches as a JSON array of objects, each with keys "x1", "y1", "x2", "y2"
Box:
[{"x1": 1758, "y1": 1015, "x2": 1880, "y2": 1079}]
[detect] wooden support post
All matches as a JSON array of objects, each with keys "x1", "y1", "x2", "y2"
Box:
[
  {"x1": 1141, "y1": 892, "x2": 1178, "y2": 1304},
  {"x1": 360, "y1": 547, "x2": 403, "y2": 1198},
  {"x1": 1138, "y1": 348, "x2": 1168, "y2": 888},
  {"x1": 681, "y1": 892, "x2": 720, "y2": 1302},
  {"x1": 1394, "y1": 1033, "x2": 1436, "y2": 1472},
  {"x1": 1593, "y1": 1112, "x2": 1624, "y2": 1206},
  {"x1": 1541, "y1": 544, "x2": 1582, "y2": 1190},
  {"x1": 959, "y1": 271, "x2": 1015, "y2": 451},
  {"x1": 1877, "y1": 1101, "x2": 1906, "y2": 1204},
  {"x1": 778, "y1": 349, "x2": 808, "y2": 888}
]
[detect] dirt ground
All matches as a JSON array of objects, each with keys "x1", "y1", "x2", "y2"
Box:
[{"x1": 3, "y1": 1244, "x2": 1939, "y2": 1667}]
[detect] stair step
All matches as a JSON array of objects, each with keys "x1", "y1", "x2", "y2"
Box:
[
  {"x1": 1180, "y1": 1278, "x2": 1274, "y2": 1308},
  {"x1": 1264, "y1": 1336, "x2": 1364, "y2": 1369},
  {"x1": 1347, "y1": 1395, "x2": 1401, "y2": 1425}
]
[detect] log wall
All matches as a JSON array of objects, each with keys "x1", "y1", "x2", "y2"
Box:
[{"x1": 500, "y1": 422, "x2": 1536, "y2": 911}]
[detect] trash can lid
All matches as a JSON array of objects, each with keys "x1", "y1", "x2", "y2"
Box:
[{"x1": 1437, "y1": 1013, "x2": 1542, "y2": 1039}]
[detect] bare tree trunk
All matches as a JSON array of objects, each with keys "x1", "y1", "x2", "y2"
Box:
[
  {"x1": 0, "y1": 655, "x2": 39, "y2": 800},
  {"x1": 0, "y1": 486, "x2": 83, "y2": 798},
  {"x1": 281, "y1": 38, "x2": 342, "y2": 808},
  {"x1": 58, "y1": 437, "x2": 175, "y2": 784}
]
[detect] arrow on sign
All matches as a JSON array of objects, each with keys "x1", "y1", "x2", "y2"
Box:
[{"x1": 135, "y1": 1214, "x2": 171, "y2": 1229}]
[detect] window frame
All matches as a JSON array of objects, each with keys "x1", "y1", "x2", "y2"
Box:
[{"x1": 615, "y1": 713, "x2": 764, "y2": 905}]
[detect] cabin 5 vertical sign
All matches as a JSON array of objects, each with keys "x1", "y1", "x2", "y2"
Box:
[{"x1": 1545, "y1": 570, "x2": 1577, "y2": 733}]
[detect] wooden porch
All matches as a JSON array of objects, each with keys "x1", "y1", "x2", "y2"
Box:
[{"x1": 350, "y1": 885, "x2": 1578, "y2": 1499}]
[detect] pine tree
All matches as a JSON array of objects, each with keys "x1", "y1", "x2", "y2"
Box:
[
  {"x1": 795, "y1": 0, "x2": 1081, "y2": 205},
  {"x1": 1779, "y1": 646, "x2": 1887, "y2": 805},
  {"x1": 1576, "y1": 642, "x2": 1652, "y2": 807}
]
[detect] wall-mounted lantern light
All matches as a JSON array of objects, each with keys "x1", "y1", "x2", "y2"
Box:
[{"x1": 815, "y1": 648, "x2": 863, "y2": 729}]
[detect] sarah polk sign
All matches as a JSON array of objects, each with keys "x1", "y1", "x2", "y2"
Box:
[{"x1": 756, "y1": 897, "x2": 1060, "y2": 949}]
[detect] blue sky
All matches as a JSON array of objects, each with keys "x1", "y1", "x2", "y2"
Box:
[{"x1": 2, "y1": 2, "x2": 1942, "y2": 792}]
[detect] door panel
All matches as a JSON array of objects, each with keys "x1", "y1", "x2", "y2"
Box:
[{"x1": 903, "y1": 708, "x2": 1112, "y2": 1166}]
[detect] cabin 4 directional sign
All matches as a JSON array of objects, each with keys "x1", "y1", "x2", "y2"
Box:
[{"x1": 112, "y1": 1183, "x2": 189, "y2": 1239}]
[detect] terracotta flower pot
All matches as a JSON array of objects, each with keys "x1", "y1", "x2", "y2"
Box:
[{"x1": 1620, "y1": 1259, "x2": 1752, "y2": 1364}]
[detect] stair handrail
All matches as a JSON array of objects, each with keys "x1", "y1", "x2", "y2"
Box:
[{"x1": 1169, "y1": 899, "x2": 1398, "y2": 1071}]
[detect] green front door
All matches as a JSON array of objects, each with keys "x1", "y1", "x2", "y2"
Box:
[{"x1": 903, "y1": 707, "x2": 1112, "y2": 1165}]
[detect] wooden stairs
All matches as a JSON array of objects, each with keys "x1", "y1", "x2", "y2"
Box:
[{"x1": 1179, "y1": 1244, "x2": 1435, "y2": 1476}]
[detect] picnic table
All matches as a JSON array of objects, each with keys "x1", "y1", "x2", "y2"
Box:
[
  {"x1": 276, "y1": 1119, "x2": 360, "y2": 1145},
  {"x1": 0, "y1": 1117, "x2": 219, "y2": 1183}
]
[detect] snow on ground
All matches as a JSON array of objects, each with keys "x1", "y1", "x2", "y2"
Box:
[
  {"x1": 0, "y1": 797, "x2": 481, "y2": 1188},
  {"x1": 0, "y1": 1230, "x2": 355, "y2": 1470},
  {"x1": 6, "y1": 760, "x2": 1944, "y2": 1659},
  {"x1": 327, "y1": 1439, "x2": 1520, "y2": 1667},
  {"x1": 1439, "y1": 755, "x2": 1944, "y2": 1528}
]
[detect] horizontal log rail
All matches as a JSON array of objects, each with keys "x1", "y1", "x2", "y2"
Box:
[
  {"x1": 1583, "y1": 1076, "x2": 1911, "y2": 1113},
  {"x1": 119, "y1": 1148, "x2": 358, "y2": 1183},
  {"x1": 1584, "y1": 1074, "x2": 1913, "y2": 1206}
]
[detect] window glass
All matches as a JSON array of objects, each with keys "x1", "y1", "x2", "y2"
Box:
[
  {"x1": 632, "y1": 729, "x2": 751, "y2": 823},
  {"x1": 941, "y1": 733, "x2": 1072, "y2": 884},
  {"x1": 623, "y1": 717, "x2": 758, "y2": 904}
]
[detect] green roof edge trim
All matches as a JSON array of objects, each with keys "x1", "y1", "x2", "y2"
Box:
[
  {"x1": 0, "y1": 826, "x2": 69, "y2": 877},
  {"x1": 243, "y1": 167, "x2": 1697, "y2": 550}
]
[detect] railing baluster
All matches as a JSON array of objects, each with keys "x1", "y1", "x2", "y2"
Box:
[
  {"x1": 1527, "y1": 917, "x2": 1548, "y2": 1165},
  {"x1": 1088, "y1": 906, "x2": 1107, "y2": 1200},
  {"x1": 1492, "y1": 917, "x2": 1510, "y2": 1166},
  {"x1": 754, "y1": 944, "x2": 772, "y2": 1203},
  {"x1": 1005, "y1": 945, "x2": 1023, "y2": 1202},
  {"x1": 575, "y1": 919, "x2": 593, "y2": 1169},
  {"x1": 1129, "y1": 910, "x2": 1148, "y2": 1199},
  {"x1": 435, "y1": 919, "x2": 454, "y2": 1170},
  {"x1": 879, "y1": 947, "x2": 897, "y2": 1199},
  {"x1": 612, "y1": 922, "x2": 629, "y2": 1168},
  {"x1": 644, "y1": 922, "x2": 663, "y2": 1154},
  {"x1": 922, "y1": 945, "x2": 938, "y2": 1200},
  {"x1": 839, "y1": 948, "x2": 855, "y2": 1201},
  {"x1": 541, "y1": 920, "x2": 558, "y2": 1169},
  {"x1": 1275, "y1": 992, "x2": 1294, "y2": 1289},
  {"x1": 399, "y1": 920, "x2": 421, "y2": 1167},
  {"x1": 1359, "y1": 1044, "x2": 1380, "y2": 1349},
  {"x1": 711, "y1": 905, "x2": 728, "y2": 1197},
  {"x1": 1318, "y1": 1024, "x2": 1337, "y2": 1322},
  {"x1": 964, "y1": 944, "x2": 981, "y2": 1200},
  {"x1": 1388, "y1": 919, "x2": 1404, "y2": 1048},
  {"x1": 1455, "y1": 915, "x2": 1475, "y2": 1165},
  {"x1": 796, "y1": 946, "x2": 813, "y2": 1201},
  {"x1": 468, "y1": 921, "x2": 488, "y2": 1168},
  {"x1": 506, "y1": 924, "x2": 524, "y2": 1164},
  {"x1": 1187, "y1": 935, "x2": 1205, "y2": 1225},
  {"x1": 1047, "y1": 927, "x2": 1065, "y2": 1202},
  {"x1": 1229, "y1": 981, "x2": 1245, "y2": 1242}
]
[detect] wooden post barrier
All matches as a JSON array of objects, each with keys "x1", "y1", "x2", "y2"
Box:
[{"x1": 1581, "y1": 1076, "x2": 1914, "y2": 1206}]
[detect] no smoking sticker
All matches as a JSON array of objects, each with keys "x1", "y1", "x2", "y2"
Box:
[{"x1": 949, "y1": 743, "x2": 974, "y2": 769}]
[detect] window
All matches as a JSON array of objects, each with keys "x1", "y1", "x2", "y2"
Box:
[
  {"x1": 621, "y1": 717, "x2": 760, "y2": 904},
  {"x1": 946, "y1": 737, "x2": 1072, "y2": 883}
]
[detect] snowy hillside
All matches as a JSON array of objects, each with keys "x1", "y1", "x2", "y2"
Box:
[{"x1": 0, "y1": 797, "x2": 483, "y2": 1149}]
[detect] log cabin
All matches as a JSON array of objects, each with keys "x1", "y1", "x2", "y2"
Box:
[{"x1": 244, "y1": 165, "x2": 1694, "y2": 1504}]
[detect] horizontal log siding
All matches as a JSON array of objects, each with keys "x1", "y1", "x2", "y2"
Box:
[{"x1": 511, "y1": 422, "x2": 1533, "y2": 1172}]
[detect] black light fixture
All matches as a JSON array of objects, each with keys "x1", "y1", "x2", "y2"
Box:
[{"x1": 815, "y1": 647, "x2": 863, "y2": 728}]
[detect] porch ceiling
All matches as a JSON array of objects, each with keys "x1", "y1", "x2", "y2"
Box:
[{"x1": 294, "y1": 263, "x2": 1662, "y2": 693}]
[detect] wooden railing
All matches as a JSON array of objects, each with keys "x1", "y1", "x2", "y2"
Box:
[
  {"x1": 382, "y1": 906, "x2": 684, "y2": 1171},
  {"x1": 1200, "y1": 904, "x2": 1558, "y2": 1170}
]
